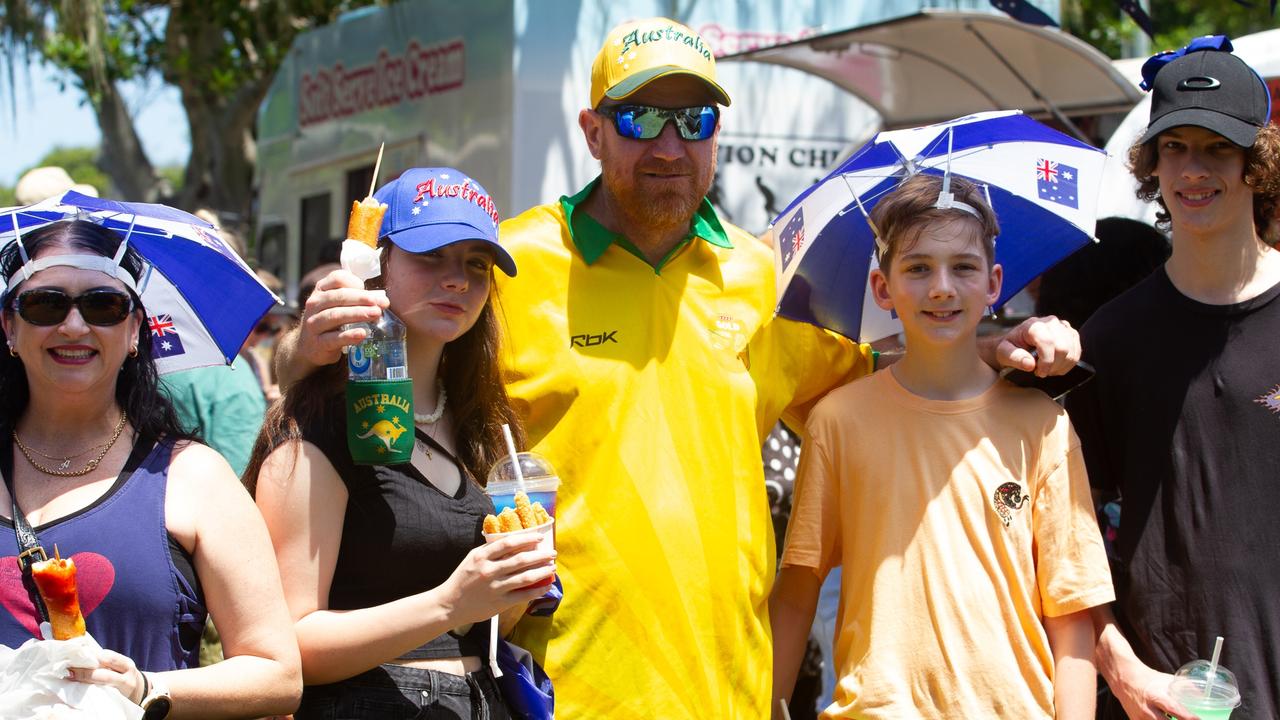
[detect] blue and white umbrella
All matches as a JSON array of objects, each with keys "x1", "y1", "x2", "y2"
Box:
[
  {"x1": 1, "y1": 191, "x2": 279, "y2": 375},
  {"x1": 771, "y1": 110, "x2": 1109, "y2": 342}
]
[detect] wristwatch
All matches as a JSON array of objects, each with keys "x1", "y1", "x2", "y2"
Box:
[{"x1": 139, "y1": 671, "x2": 172, "y2": 720}]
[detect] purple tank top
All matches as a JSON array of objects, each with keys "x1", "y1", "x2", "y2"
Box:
[{"x1": 0, "y1": 437, "x2": 207, "y2": 671}]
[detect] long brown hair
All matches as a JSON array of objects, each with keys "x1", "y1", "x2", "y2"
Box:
[{"x1": 243, "y1": 246, "x2": 525, "y2": 494}]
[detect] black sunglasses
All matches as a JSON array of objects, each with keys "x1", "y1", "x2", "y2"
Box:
[
  {"x1": 597, "y1": 104, "x2": 719, "y2": 141},
  {"x1": 13, "y1": 288, "x2": 135, "y2": 327}
]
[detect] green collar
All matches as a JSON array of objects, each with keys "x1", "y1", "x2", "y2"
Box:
[{"x1": 560, "y1": 176, "x2": 733, "y2": 269}]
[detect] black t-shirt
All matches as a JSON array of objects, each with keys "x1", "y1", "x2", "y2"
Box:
[
  {"x1": 298, "y1": 393, "x2": 494, "y2": 660},
  {"x1": 1067, "y1": 268, "x2": 1280, "y2": 719}
]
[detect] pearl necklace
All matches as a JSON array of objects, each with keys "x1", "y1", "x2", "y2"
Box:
[{"x1": 414, "y1": 381, "x2": 447, "y2": 425}]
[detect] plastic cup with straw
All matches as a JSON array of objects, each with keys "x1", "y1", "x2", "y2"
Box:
[
  {"x1": 486, "y1": 426, "x2": 561, "y2": 519},
  {"x1": 484, "y1": 424, "x2": 557, "y2": 678},
  {"x1": 487, "y1": 424, "x2": 526, "y2": 679},
  {"x1": 1169, "y1": 636, "x2": 1242, "y2": 719},
  {"x1": 483, "y1": 424, "x2": 556, "y2": 565}
]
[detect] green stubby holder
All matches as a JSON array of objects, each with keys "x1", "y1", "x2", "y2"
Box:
[{"x1": 346, "y1": 378, "x2": 415, "y2": 465}]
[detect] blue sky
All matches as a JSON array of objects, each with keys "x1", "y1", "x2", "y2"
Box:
[{"x1": 0, "y1": 63, "x2": 189, "y2": 188}]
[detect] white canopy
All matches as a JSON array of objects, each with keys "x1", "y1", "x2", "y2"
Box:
[{"x1": 720, "y1": 10, "x2": 1141, "y2": 131}]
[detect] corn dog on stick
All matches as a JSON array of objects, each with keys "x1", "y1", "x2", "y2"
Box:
[{"x1": 347, "y1": 197, "x2": 388, "y2": 249}]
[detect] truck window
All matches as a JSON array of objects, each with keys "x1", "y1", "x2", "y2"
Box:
[
  {"x1": 300, "y1": 192, "x2": 332, "y2": 277},
  {"x1": 346, "y1": 165, "x2": 375, "y2": 209},
  {"x1": 258, "y1": 222, "x2": 287, "y2": 279}
]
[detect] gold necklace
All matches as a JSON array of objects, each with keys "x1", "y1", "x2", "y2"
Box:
[
  {"x1": 14, "y1": 411, "x2": 129, "y2": 477},
  {"x1": 16, "y1": 437, "x2": 115, "y2": 471}
]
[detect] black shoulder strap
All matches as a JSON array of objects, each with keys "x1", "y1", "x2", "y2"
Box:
[
  {"x1": 1, "y1": 433, "x2": 51, "y2": 627},
  {"x1": 1, "y1": 432, "x2": 156, "y2": 633}
]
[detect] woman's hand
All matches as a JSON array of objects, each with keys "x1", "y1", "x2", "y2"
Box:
[
  {"x1": 67, "y1": 648, "x2": 147, "y2": 705},
  {"x1": 277, "y1": 269, "x2": 389, "y2": 385},
  {"x1": 439, "y1": 534, "x2": 556, "y2": 627}
]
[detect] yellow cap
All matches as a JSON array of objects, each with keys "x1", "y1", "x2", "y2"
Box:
[{"x1": 589, "y1": 18, "x2": 731, "y2": 109}]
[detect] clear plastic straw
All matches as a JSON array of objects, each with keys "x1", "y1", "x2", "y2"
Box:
[
  {"x1": 501, "y1": 423, "x2": 525, "y2": 489},
  {"x1": 489, "y1": 614, "x2": 503, "y2": 678},
  {"x1": 1205, "y1": 635, "x2": 1224, "y2": 698}
]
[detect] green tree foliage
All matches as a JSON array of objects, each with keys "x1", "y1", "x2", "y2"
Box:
[
  {"x1": 35, "y1": 145, "x2": 113, "y2": 196},
  {"x1": 0, "y1": 1, "x2": 375, "y2": 233},
  {"x1": 1063, "y1": 0, "x2": 1279, "y2": 59}
]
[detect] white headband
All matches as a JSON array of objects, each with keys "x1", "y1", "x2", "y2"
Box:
[
  {"x1": 933, "y1": 192, "x2": 983, "y2": 220},
  {"x1": 3, "y1": 214, "x2": 144, "y2": 302},
  {"x1": 4, "y1": 254, "x2": 140, "y2": 298}
]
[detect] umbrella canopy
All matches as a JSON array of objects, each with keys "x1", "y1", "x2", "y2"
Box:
[
  {"x1": 771, "y1": 110, "x2": 1108, "y2": 342},
  {"x1": 719, "y1": 10, "x2": 1141, "y2": 131},
  {"x1": 1, "y1": 191, "x2": 279, "y2": 374}
]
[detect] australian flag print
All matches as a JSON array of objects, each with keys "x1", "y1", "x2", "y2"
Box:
[
  {"x1": 779, "y1": 208, "x2": 806, "y2": 270},
  {"x1": 1036, "y1": 159, "x2": 1079, "y2": 209},
  {"x1": 148, "y1": 314, "x2": 187, "y2": 359}
]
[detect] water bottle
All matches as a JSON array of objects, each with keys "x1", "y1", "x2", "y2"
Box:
[
  {"x1": 345, "y1": 309, "x2": 414, "y2": 465},
  {"x1": 347, "y1": 309, "x2": 408, "y2": 381}
]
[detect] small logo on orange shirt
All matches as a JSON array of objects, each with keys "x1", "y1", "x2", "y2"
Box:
[{"x1": 993, "y1": 482, "x2": 1027, "y2": 527}]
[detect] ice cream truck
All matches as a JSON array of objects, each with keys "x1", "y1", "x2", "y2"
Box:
[{"x1": 254, "y1": 0, "x2": 1073, "y2": 298}]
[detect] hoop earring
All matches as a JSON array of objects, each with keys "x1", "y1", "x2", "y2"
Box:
[{"x1": 129, "y1": 346, "x2": 139, "y2": 358}]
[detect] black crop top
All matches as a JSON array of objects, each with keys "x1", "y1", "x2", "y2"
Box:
[{"x1": 298, "y1": 394, "x2": 494, "y2": 659}]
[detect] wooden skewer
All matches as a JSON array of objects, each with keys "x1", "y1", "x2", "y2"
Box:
[{"x1": 367, "y1": 142, "x2": 385, "y2": 199}]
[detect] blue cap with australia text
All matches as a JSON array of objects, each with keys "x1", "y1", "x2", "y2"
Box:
[{"x1": 374, "y1": 167, "x2": 516, "y2": 276}]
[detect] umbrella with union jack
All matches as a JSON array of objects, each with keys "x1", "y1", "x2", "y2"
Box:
[
  {"x1": 0, "y1": 191, "x2": 278, "y2": 374},
  {"x1": 769, "y1": 110, "x2": 1109, "y2": 342}
]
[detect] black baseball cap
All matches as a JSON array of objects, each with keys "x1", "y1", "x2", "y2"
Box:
[{"x1": 1144, "y1": 49, "x2": 1270, "y2": 148}]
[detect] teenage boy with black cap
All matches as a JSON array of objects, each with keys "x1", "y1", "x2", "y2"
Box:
[{"x1": 1065, "y1": 38, "x2": 1280, "y2": 719}]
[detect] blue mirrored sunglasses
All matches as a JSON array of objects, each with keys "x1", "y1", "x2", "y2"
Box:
[{"x1": 597, "y1": 104, "x2": 719, "y2": 141}]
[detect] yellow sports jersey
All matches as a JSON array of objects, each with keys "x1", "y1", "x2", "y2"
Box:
[{"x1": 497, "y1": 182, "x2": 874, "y2": 719}]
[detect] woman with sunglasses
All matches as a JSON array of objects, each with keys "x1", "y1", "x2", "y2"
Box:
[
  {"x1": 244, "y1": 168, "x2": 555, "y2": 719},
  {"x1": 0, "y1": 220, "x2": 301, "y2": 718}
]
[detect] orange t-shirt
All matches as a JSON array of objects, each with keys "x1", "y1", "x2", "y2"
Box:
[{"x1": 783, "y1": 369, "x2": 1114, "y2": 719}]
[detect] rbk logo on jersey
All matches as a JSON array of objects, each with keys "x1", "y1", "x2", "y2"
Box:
[{"x1": 571, "y1": 331, "x2": 619, "y2": 348}]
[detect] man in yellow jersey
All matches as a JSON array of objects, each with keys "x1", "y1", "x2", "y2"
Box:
[{"x1": 277, "y1": 17, "x2": 1081, "y2": 719}]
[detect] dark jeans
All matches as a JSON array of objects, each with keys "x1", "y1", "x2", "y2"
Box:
[{"x1": 296, "y1": 663, "x2": 511, "y2": 720}]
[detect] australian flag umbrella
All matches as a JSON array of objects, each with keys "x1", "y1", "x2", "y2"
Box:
[
  {"x1": 0, "y1": 191, "x2": 279, "y2": 375},
  {"x1": 771, "y1": 110, "x2": 1109, "y2": 342}
]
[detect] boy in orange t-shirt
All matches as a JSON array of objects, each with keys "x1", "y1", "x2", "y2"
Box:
[{"x1": 770, "y1": 173, "x2": 1113, "y2": 719}]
